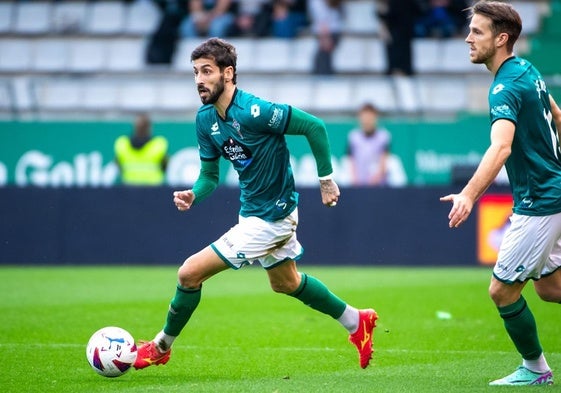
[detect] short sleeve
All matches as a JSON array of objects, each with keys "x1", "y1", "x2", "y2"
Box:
[{"x1": 489, "y1": 83, "x2": 521, "y2": 125}]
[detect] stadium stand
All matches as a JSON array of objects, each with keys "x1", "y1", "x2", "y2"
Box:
[
  {"x1": 84, "y1": 1, "x2": 127, "y2": 36},
  {"x1": 0, "y1": 80, "x2": 13, "y2": 112},
  {"x1": 0, "y1": 0, "x2": 556, "y2": 120},
  {"x1": 51, "y1": 1, "x2": 88, "y2": 33},
  {"x1": 0, "y1": 3, "x2": 15, "y2": 34},
  {"x1": 13, "y1": 2, "x2": 52, "y2": 35}
]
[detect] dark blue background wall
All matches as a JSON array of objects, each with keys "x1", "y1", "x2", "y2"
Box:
[{"x1": 0, "y1": 187, "x2": 482, "y2": 266}]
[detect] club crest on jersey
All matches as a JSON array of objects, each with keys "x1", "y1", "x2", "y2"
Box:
[
  {"x1": 222, "y1": 138, "x2": 253, "y2": 169},
  {"x1": 232, "y1": 118, "x2": 243, "y2": 139}
]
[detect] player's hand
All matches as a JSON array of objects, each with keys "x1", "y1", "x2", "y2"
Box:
[
  {"x1": 320, "y1": 179, "x2": 340, "y2": 207},
  {"x1": 173, "y1": 190, "x2": 195, "y2": 211},
  {"x1": 440, "y1": 193, "x2": 474, "y2": 228}
]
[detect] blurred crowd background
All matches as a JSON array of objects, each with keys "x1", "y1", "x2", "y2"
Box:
[
  {"x1": 1, "y1": 1, "x2": 560, "y2": 264},
  {"x1": 0, "y1": 0, "x2": 558, "y2": 121},
  {"x1": 0, "y1": 0, "x2": 560, "y2": 189}
]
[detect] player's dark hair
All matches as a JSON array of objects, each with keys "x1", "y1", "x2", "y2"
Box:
[
  {"x1": 470, "y1": 1, "x2": 522, "y2": 53},
  {"x1": 191, "y1": 37, "x2": 238, "y2": 84},
  {"x1": 359, "y1": 103, "x2": 379, "y2": 114}
]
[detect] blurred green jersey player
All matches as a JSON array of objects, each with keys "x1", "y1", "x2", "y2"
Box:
[{"x1": 441, "y1": 1, "x2": 561, "y2": 386}]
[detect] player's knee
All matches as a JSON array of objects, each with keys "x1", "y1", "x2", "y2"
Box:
[
  {"x1": 488, "y1": 286, "x2": 499, "y2": 305},
  {"x1": 269, "y1": 278, "x2": 299, "y2": 294},
  {"x1": 177, "y1": 258, "x2": 202, "y2": 289},
  {"x1": 488, "y1": 283, "x2": 509, "y2": 306}
]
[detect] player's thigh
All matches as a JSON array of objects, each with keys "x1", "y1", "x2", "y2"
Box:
[
  {"x1": 178, "y1": 246, "x2": 229, "y2": 288},
  {"x1": 534, "y1": 267, "x2": 561, "y2": 302},
  {"x1": 266, "y1": 259, "x2": 301, "y2": 294},
  {"x1": 534, "y1": 232, "x2": 561, "y2": 301}
]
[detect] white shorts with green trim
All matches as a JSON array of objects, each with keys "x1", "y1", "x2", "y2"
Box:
[
  {"x1": 210, "y1": 208, "x2": 303, "y2": 270},
  {"x1": 494, "y1": 211, "x2": 561, "y2": 283}
]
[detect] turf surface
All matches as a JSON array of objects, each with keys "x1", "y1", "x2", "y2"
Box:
[{"x1": 2, "y1": 266, "x2": 560, "y2": 392}]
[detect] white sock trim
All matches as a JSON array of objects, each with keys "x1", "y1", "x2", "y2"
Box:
[
  {"x1": 154, "y1": 331, "x2": 176, "y2": 352},
  {"x1": 337, "y1": 305, "x2": 360, "y2": 334},
  {"x1": 523, "y1": 353, "x2": 550, "y2": 374}
]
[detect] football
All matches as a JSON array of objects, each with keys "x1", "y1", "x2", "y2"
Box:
[{"x1": 86, "y1": 326, "x2": 137, "y2": 377}]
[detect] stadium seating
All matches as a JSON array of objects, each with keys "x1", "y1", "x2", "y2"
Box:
[
  {"x1": 106, "y1": 38, "x2": 147, "y2": 72},
  {"x1": 0, "y1": 3, "x2": 14, "y2": 34},
  {"x1": 0, "y1": 39, "x2": 33, "y2": 72},
  {"x1": 68, "y1": 39, "x2": 107, "y2": 72},
  {"x1": 84, "y1": 1, "x2": 127, "y2": 36},
  {"x1": 37, "y1": 81, "x2": 83, "y2": 112},
  {"x1": 0, "y1": 0, "x2": 553, "y2": 120},
  {"x1": 156, "y1": 81, "x2": 201, "y2": 112},
  {"x1": 253, "y1": 39, "x2": 292, "y2": 73},
  {"x1": 33, "y1": 39, "x2": 70, "y2": 72},
  {"x1": 118, "y1": 81, "x2": 158, "y2": 112},
  {"x1": 51, "y1": 2, "x2": 88, "y2": 33},
  {"x1": 124, "y1": 0, "x2": 160, "y2": 36},
  {"x1": 0, "y1": 80, "x2": 12, "y2": 112},
  {"x1": 341, "y1": 0, "x2": 380, "y2": 36},
  {"x1": 13, "y1": 2, "x2": 52, "y2": 35},
  {"x1": 353, "y1": 78, "x2": 397, "y2": 113},
  {"x1": 289, "y1": 37, "x2": 316, "y2": 73},
  {"x1": 81, "y1": 80, "x2": 120, "y2": 112}
]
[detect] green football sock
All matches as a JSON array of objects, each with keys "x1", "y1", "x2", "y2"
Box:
[
  {"x1": 498, "y1": 296, "x2": 542, "y2": 360},
  {"x1": 288, "y1": 273, "x2": 346, "y2": 319},
  {"x1": 163, "y1": 284, "x2": 201, "y2": 337}
]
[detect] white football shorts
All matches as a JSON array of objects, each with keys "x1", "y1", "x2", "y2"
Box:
[
  {"x1": 210, "y1": 208, "x2": 304, "y2": 270},
  {"x1": 494, "y1": 212, "x2": 561, "y2": 283}
]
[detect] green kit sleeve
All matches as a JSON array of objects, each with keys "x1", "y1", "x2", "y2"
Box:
[{"x1": 284, "y1": 107, "x2": 333, "y2": 177}]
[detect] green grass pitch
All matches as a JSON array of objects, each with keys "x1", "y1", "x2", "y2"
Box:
[{"x1": 2, "y1": 266, "x2": 561, "y2": 393}]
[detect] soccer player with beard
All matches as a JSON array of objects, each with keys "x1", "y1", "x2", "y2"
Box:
[
  {"x1": 441, "y1": 1, "x2": 561, "y2": 386},
  {"x1": 134, "y1": 37, "x2": 377, "y2": 371}
]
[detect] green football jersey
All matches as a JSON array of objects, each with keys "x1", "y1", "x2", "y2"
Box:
[
  {"x1": 196, "y1": 88, "x2": 297, "y2": 222},
  {"x1": 489, "y1": 57, "x2": 561, "y2": 216}
]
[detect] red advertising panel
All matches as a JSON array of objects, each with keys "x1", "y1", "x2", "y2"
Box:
[{"x1": 477, "y1": 194, "x2": 513, "y2": 265}]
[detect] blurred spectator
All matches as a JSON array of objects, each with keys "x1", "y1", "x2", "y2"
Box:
[
  {"x1": 146, "y1": 0, "x2": 187, "y2": 64},
  {"x1": 377, "y1": 0, "x2": 424, "y2": 75},
  {"x1": 230, "y1": 0, "x2": 272, "y2": 37},
  {"x1": 180, "y1": 0, "x2": 236, "y2": 38},
  {"x1": 309, "y1": 0, "x2": 343, "y2": 75},
  {"x1": 114, "y1": 114, "x2": 169, "y2": 186},
  {"x1": 415, "y1": 0, "x2": 469, "y2": 38},
  {"x1": 233, "y1": 0, "x2": 308, "y2": 38},
  {"x1": 346, "y1": 103, "x2": 391, "y2": 186},
  {"x1": 271, "y1": 0, "x2": 308, "y2": 38}
]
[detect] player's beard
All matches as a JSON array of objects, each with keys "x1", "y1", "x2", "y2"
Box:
[
  {"x1": 198, "y1": 75, "x2": 225, "y2": 105},
  {"x1": 470, "y1": 44, "x2": 496, "y2": 65}
]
